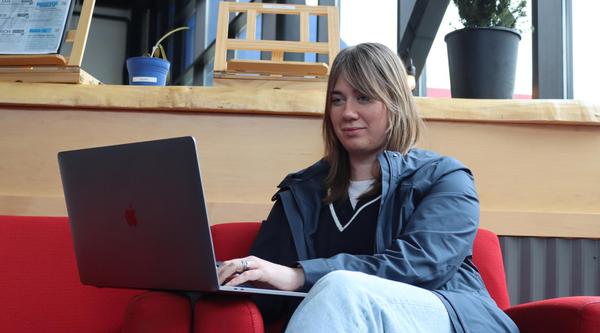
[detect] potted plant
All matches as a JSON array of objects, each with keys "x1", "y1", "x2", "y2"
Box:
[
  {"x1": 445, "y1": 0, "x2": 527, "y2": 98},
  {"x1": 126, "y1": 26, "x2": 189, "y2": 86}
]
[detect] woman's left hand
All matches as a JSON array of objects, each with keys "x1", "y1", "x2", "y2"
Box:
[{"x1": 217, "y1": 255, "x2": 305, "y2": 291}]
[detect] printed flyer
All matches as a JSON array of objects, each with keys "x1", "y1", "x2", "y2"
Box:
[{"x1": 0, "y1": 0, "x2": 73, "y2": 54}]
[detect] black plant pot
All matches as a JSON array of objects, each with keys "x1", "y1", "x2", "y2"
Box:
[{"x1": 445, "y1": 27, "x2": 521, "y2": 99}]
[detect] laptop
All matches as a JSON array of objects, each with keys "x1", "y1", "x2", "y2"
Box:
[{"x1": 58, "y1": 136, "x2": 306, "y2": 297}]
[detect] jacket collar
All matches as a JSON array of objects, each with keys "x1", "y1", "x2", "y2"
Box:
[{"x1": 275, "y1": 149, "x2": 450, "y2": 256}]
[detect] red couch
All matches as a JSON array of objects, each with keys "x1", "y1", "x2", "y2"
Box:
[
  {"x1": 0, "y1": 215, "x2": 191, "y2": 333},
  {"x1": 3, "y1": 215, "x2": 599, "y2": 333},
  {"x1": 195, "y1": 222, "x2": 600, "y2": 333}
]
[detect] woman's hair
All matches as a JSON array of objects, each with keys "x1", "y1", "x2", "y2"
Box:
[{"x1": 322, "y1": 42, "x2": 423, "y2": 203}]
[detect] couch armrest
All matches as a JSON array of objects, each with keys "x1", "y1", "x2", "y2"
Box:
[
  {"x1": 194, "y1": 295, "x2": 264, "y2": 333},
  {"x1": 505, "y1": 296, "x2": 600, "y2": 333},
  {"x1": 122, "y1": 291, "x2": 192, "y2": 333}
]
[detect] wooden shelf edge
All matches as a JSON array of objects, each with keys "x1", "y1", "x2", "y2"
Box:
[{"x1": 0, "y1": 81, "x2": 599, "y2": 125}]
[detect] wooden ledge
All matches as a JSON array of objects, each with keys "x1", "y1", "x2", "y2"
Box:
[
  {"x1": 0, "y1": 81, "x2": 599, "y2": 125},
  {"x1": 225, "y1": 59, "x2": 329, "y2": 76},
  {"x1": 0, "y1": 81, "x2": 326, "y2": 116},
  {"x1": 418, "y1": 98, "x2": 600, "y2": 126},
  {"x1": 0, "y1": 54, "x2": 68, "y2": 66}
]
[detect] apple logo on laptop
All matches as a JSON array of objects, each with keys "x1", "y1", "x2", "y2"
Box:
[{"x1": 124, "y1": 204, "x2": 138, "y2": 226}]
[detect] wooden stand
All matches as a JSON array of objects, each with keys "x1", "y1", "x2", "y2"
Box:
[
  {"x1": 0, "y1": 0, "x2": 99, "y2": 84},
  {"x1": 213, "y1": 2, "x2": 339, "y2": 90}
]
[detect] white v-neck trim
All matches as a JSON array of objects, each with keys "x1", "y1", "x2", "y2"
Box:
[{"x1": 329, "y1": 195, "x2": 381, "y2": 232}]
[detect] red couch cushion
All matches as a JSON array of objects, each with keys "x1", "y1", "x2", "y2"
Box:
[
  {"x1": 122, "y1": 291, "x2": 192, "y2": 333},
  {"x1": 195, "y1": 295, "x2": 264, "y2": 333},
  {"x1": 472, "y1": 228, "x2": 511, "y2": 310},
  {"x1": 0, "y1": 215, "x2": 143, "y2": 333},
  {"x1": 505, "y1": 296, "x2": 600, "y2": 333}
]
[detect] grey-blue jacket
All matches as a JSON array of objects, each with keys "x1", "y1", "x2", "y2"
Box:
[{"x1": 250, "y1": 149, "x2": 519, "y2": 332}]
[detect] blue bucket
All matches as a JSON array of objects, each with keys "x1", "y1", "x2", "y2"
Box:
[{"x1": 126, "y1": 56, "x2": 170, "y2": 86}]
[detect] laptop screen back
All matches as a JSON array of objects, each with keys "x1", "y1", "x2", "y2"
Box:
[{"x1": 58, "y1": 136, "x2": 220, "y2": 291}]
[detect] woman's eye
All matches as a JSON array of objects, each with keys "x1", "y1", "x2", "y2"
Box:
[
  {"x1": 331, "y1": 97, "x2": 344, "y2": 106},
  {"x1": 357, "y1": 95, "x2": 371, "y2": 103}
]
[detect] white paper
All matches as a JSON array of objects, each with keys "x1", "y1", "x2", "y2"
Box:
[
  {"x1": 0, "y1": 0, "x2": 72, "y2": 54},
  {"x1": 262, "y1": 4, "x2": 296, "y2": 10},
  {"x1": 132, "y1": 76, "x2": 158, "y2": 83}
]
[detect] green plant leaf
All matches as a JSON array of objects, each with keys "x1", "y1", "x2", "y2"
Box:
[
  {"x1": 159, "y1": 44, "x2": 167, "y2": 61},
  {"x1": 149, "y1": 26, "x2": 190, "y2": 58},
  {"x1": 452, "y1": 0, "x2": 527, "y2": 31}
]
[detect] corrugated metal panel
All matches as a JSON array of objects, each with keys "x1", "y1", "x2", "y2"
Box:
[{"x1": 499, "y1": 236, "x2": 600, "y2": 305}]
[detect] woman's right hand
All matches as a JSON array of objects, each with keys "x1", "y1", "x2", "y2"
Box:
[{"x1": 217, "y1": 255, "x2": 305, "y2": 291}]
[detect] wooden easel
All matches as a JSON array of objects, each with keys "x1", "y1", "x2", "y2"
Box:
[
  {"x1": 213, "y1": 1, "x2": 339, "y2": 90},
  {"x1": 0, "y1": 0, "x2": 99, "y2": 84}
]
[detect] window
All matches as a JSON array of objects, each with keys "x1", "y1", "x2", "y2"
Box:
[
  {"x1": 339, "y1": 0, "x2": 397, "y2": 51},
  {"x1": 572, "y1": 1, "x2": 600, "y2": 103}
]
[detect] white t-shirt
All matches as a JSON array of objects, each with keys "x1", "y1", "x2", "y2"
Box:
[{"x1": 348, "y1": 179, "x2": 375, "y2": 209}]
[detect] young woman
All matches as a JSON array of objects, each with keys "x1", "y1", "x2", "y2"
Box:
[{"x1": 218, "y1": 43, "x2": 518, "y2": 333}]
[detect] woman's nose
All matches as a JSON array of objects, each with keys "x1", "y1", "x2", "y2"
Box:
[{"x1": 341, "y1": 101, "x2": 359, "y2": 120}]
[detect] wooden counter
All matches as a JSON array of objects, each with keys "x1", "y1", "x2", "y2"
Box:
[{"x1": 1, "y1": 81, "x2": 599, "y2": 238}]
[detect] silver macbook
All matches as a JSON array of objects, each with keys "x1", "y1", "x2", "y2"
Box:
[{"x1": 58, "y1": 136, "x2": 306, "y2": 297}]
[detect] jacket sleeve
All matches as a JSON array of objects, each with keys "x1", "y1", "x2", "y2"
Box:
[
  {"x1": 298, "y1": 168, "x2": 480, "y2": 290},
  {"x1": 248, "y1": 199, "x2": 302, "y2": 324}
]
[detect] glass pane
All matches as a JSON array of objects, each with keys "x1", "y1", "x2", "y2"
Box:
[
  {"x1": 572, "y1": 2, "x2": 600, "y2": 103},
  {"x1": 425, "y1": 2, "x2": 532, "y2": 98},
  {"x1": 235, "y1": 0, "x2": 255, "y2": 62},
  {"x1": 306, "y1": 0, "x2": 321, "y2": 62},
  {"x1": 339, "y1": 0, "x2": 397, "y2": 51},
  {"x1": 205, "y1": 59, "x2": 214, "y2": 86},
  {"x1": 183, "y1": 15, "x2": 196, "y2": 69},
  {"x1": 235, "y1": 13, "x2": 261, "y2": 61},
  {"x1": 207, "y1": 0, "x2": 220, "y2": 47}
]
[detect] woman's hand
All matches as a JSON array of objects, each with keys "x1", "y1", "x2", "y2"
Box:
[{"x1": 217, "y1": 256, "x2": 305, "y2": 292}]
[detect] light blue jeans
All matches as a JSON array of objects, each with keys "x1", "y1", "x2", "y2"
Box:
[{"x1": 285, "y1": 270, "x2": 453, "y2": 333}]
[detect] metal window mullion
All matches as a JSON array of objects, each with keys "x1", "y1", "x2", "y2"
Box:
[
  {"x1": 532, "y1": 0, "x2": 573, "y2": 99},
  {"x1": 564, "y1": 0, "x2": 573, "y2": 98},
  {"x1": 317, "y1": 0, "x2": 336, "y2": 63},
  {"x1": 194, "y1": 0, "x2": 208, "y2": 85}
]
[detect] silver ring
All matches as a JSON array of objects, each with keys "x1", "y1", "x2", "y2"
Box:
[{"x1": 241, "y1": 259, "x2": 249, "y2": 272}]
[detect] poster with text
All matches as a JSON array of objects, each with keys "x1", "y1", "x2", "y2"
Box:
[{"x1": 0, "y1": 0, "x2": 73, "y2": 54}]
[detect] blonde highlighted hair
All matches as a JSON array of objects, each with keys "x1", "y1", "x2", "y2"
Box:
[{"x1": 323, "y1": 43, "x2": 423, "y2": 203}]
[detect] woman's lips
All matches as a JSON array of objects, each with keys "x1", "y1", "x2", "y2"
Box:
[
  {"x1": 342, "y1": 127, "x2": 364, "y2": 132},
  {"x1": 341, "y1": 127, "x2": 365, "y2": 136}
]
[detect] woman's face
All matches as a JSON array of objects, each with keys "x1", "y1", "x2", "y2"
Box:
[{"x1": 329, "y1": 74, "x2": 389, "y2": 160}]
